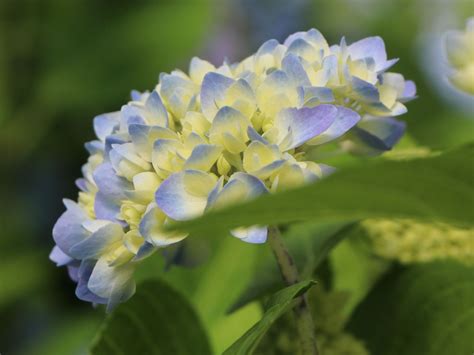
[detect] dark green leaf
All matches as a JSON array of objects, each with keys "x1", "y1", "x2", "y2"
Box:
[
  {"x1": 171, "y1": 143, "x2": 474, "y2": 236},
  {"x1": 231, "y1": 221, "x2": 354, "y2": 312},
  {"x1": 91, "y1": 279, "x2": 212, "y2": 355},
  {"x1": 348, "y1": 261, "x2": 474, "y2": 355},
  {"x1": 223, "y1": 280, "x2": 316, "y2": 355}
]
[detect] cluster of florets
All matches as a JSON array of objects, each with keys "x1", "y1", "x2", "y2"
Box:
[
  {"x1": 445, "y1": 18, "x2": 474, "y2": 95},
  {"x1": 362, "y1": 219, "x2": 474, "y2": 265},
  {"x1": 51, "y1": 29, "x2": 415, "y2": 309}
]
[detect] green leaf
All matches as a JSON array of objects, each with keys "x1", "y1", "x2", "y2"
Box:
[
  {"x1": 223, "y1": 280, "x2": 316, "y2": 355},
  {"x1": 135, "y1": 236, "x2": 265, "y2": 353},
  {"x1": 91, "y1": 279, "x2": 212, "y2": 355},
  {"x1": 231, "y1": 221, "x2": 354, "y2": 312},
  {"x1": 348, "y1": 261, "x2": 474, "y2": 355},
  {"x1": 171, "y1": 143, "x2": 474, "y2": 236}
]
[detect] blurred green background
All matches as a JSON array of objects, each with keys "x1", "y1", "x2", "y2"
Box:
[{"x1": 0, "y1": 0, "x2": 472, "y2": 354}]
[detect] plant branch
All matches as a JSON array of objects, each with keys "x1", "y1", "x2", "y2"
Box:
[{"x1": 267, "y1": 226, "x2": 319, "y2": 355}]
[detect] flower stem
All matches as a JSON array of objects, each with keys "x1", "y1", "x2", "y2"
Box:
[{"x1": 267, "y1": 226, "x2": 319, "y2": 355}]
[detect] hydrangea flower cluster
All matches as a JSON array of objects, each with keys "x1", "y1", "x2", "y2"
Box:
[
  {"x1": 51, "y1": 29, "x2": 415, "y2": 309},
  {"x1": 445, "y1": 18, "x2": 474, "y2": 95},
  {"x1": 362, "y1": 219, "x2": 474, "y2": 265}
]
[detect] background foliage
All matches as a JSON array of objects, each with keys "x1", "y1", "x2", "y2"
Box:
[{"x1": 0, "y1": 0, "x2": 473, "y2": 354}]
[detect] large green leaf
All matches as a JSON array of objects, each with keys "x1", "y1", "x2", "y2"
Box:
[
  {"x1": 223, "y1": 280, "x2": 316, "y2": 355},
  {"x1": 91, "y1": 279, "x2": 212, "y2": 355},
  {"x1": 171, "y1": 143, "x2": 474, "y2": 236},
  {"x1": 231, "y1": 221, "x2": 354, "y2": 312},
  {"x1": 348, "y1": 261, "x2": 474, "y2": 355}
]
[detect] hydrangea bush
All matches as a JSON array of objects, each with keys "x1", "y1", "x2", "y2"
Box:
[{"x1": 51, "y1": 28, "x2": 416, "y2": 311}]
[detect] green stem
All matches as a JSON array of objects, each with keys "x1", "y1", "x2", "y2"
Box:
[{"x1": 267, "y1": 226, "x2": 319, "y2": 355}]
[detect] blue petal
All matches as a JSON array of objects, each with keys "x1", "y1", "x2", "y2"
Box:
[
  {"x1": 282, "y1": 53, "x2": 311, "y2": 86},
  {"x1": 145, "y1": 90, "x2": 168, "y2": 127},
  {"x1": 104, "y1": 134, "x2": 127, "y2": 158},
  {"x1": 49, "y1": 245, "x2": 74, "y2": 267},
  {"x1": 201, "y1": 72, "x2": 234, "y2": 120},
  {"x1": 87, "y1": 257, "x2": 136, "y2": 312},
  {"x1": 84, "y1": 140, "x2": 103, "y2": 155},
  {"x1": 350, "y1": 77, "x2": 380, "y2": 103},
  {"x1": 67, "y1": 262, "x2": 80, "y2": 282},
  {"x1": 139, "y1": 205, "x2": 187, "y2": 247},
  {"x1": 302, "y1": 86, "x2": 335, "y2": 105},
  {"x1": 247, "y1": 126, "x2": 268, "y2": 144},
  {"x1": 286, "y1": 38, "x2": 316, "y2": 58},
  {"x1": 75, "y1": 260, "x2": 108, "y2": 304},
  {"x1": 401, "y1": 80, "x2": 417, "y2": 102},
  {"x1": 75, "y1": 178, "x2": 87, "y2": 192},
  {"x1": 52, "y1": 199, "x2": 90, "y2": 255},
  {"x1": 307, "y1": 106, "x2": 360, "y2": 145},
  {"x1": 93, "y1": 112, "x2": 120, "y2": 141},
  {"x1": 274, "y1": 105, "x2": 338, "y2": 150},
  {"x1": 256, "y1": 39, "x2": 280, "y2": 57},
  {"x1": 133, "y1": 242, "x2": 157, "y2": 261},
  {"x1": 121, "y1": 104, "x2": 147, "y2": 127},
  {"x1": 183, "y1": 144, "x2": 222, "y2": 171},
  {"x1": 210, "y1": 172, "x2": 268, "y2": 209},
  {"x1": 347, "y1": 36, "x2": 389, "y2": 72},
  {"x1": 93, "y1": 163, "x2": 131, "y2": 201},
  {"x1": 160, "y1": 74, "x2": 197, "y2": 119},
  {"x1": 354, "y1": 117, "x2": 406, "y2": 151},
  {"x1": 284, "y1": 29, "x2": 328, "y2": 50},
  {"x1": 231, "y1": 226, "x2": 268, "y2": 244},
  {"x1": 69, "y1": 222, "x2": 123, "y2": 259},
  {"x1": 94, "y1": 191, "x2": 123, "y2": 224},
  {"x1": 319, "y1": 164, "x2": 336, "y2": 176},
  {"x1": 130, "y1": 89, "x2": 144, "y2": 101},
  {"x1": 129, "y1": 124, "x2": 177, "y2": 161},
  {"x1": 156, "y1": 170, "x2": 217, "y2": 221}
]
